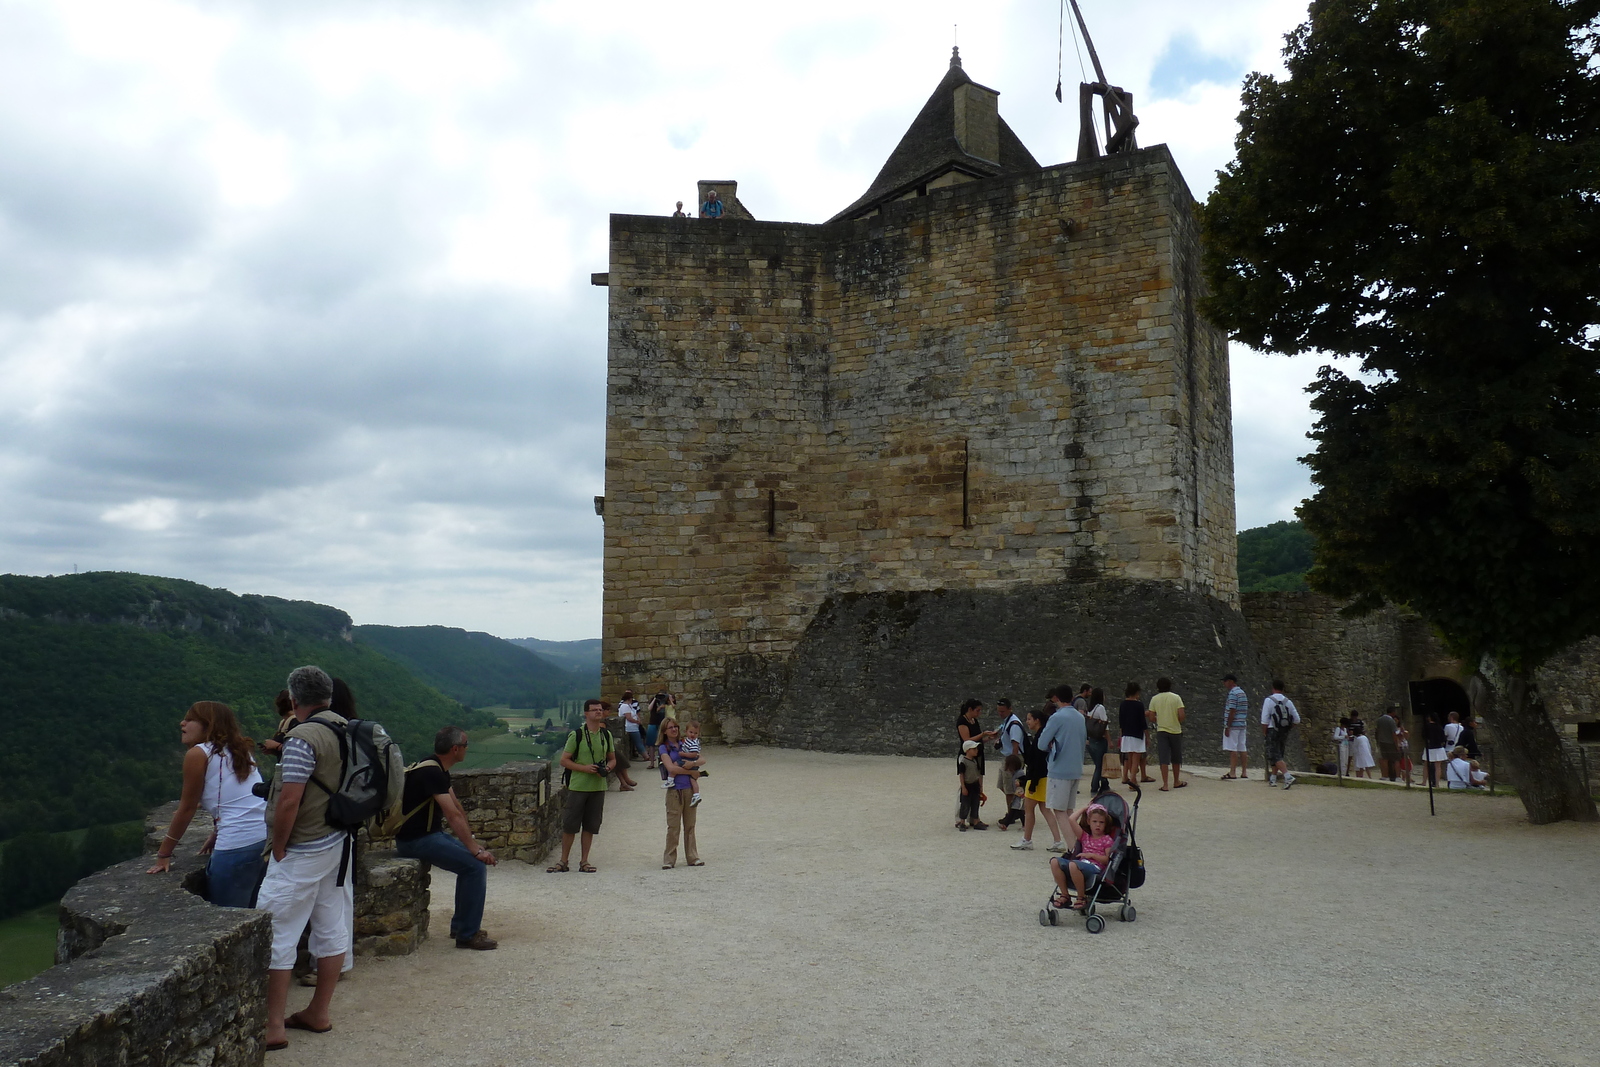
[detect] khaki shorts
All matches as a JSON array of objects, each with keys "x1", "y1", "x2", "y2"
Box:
[{"x1": 1046, "y1": 777, "x2": 1079, "y2": 813}]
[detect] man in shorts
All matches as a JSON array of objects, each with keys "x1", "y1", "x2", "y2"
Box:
[
  {"x1": 1039, "y1": 685, "x2": 1087, "y2": 851},
  {"x1": 1221, "y1": 674, "x2": 1250, "y2": 780},
  {"x1": 1374, "y1": 704, "x2": 1402, "y2": 781},
  {"x1": 1261, "y1": 681, "x2": 1301, "y2": 788},
  {"x1": 550, "y1": 699, "x2": 616, "y2": 873},
  {"x1": 1147, "y1": 677, "x2": 1187, "y2": 791},
  {"x1": 257, "y1": 665, "x2": 350, "y2": 1050}
]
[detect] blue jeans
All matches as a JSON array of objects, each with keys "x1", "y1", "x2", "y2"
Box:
[
  {"x1": 396, "y1": 832, "x2": 487, "y2": 941},
  {"x1": 207, "y1": 839, "x2": 268, "y2": 908}
]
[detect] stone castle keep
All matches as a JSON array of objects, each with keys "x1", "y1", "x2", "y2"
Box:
[{"x1": 596, "y1": 51, "x2": 1266, "y2": 753}]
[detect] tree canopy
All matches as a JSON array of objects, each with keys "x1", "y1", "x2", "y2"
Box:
[
  {"x1": 1203, "y1": 0, "x2": 1600, "y2": 821},
  {"x1": 1238, "y1": 521, "x2": 1316, "y2": 592}
]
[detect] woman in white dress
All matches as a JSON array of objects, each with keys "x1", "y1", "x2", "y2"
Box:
[
  {"x1": 1333, "y1": 718, "x2": 1352, "y2": 776},
  {"x1": 1348, "y1": 713, "x2": 1376, "y2": 778}
]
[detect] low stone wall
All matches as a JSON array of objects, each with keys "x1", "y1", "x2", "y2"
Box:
[
  {"x1": 0, "y1": 821, "x2": 269, "y2": 1067},
  {"x1": 351, "y1": 845, "x2": 430, "y2": 957},
  {"x1": 449, "y1": 761, "x2": 564, "y2": 864}
]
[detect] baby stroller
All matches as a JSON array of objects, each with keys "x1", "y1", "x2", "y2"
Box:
[{"x1": 1039, "y1": 784, "x2": 1143, "y2": 934}]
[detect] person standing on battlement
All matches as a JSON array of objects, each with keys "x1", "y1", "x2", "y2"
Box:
[
  {"x1": 672, "y1": 201, "x2": 687, "y2": 218},
  {"x1": 700, "y1": 188, "x2": 724, "y2": 219},
  {"x1": 1148, "y1": 677, "x2": 1187, "y2": 792}
]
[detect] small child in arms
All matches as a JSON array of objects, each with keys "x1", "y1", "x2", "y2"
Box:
[
  {"x1": 680, "y1": 720, "x2": 707, "y2": 807},
  {"x1": 1049, "y1": 803, "x2": 1119, "y2": 911}
]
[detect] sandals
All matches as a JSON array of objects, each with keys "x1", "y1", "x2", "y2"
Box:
[
  {"x1": 546, "y1": 862, "x2": 570, "y2": 873},
  {"x1": 579, "y1": 862, "x2": 597, "y2": 873},
  {"x1": 1221, "y1": 774, "x2": 1237, "y2": 780},
  {"x1": 1175, "y1": 780, "x2": 1189, "y2": 788}
]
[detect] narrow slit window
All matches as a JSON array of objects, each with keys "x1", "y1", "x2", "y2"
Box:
[
  {"x1": 767, "y1": 489, "x2": 777, "y2": 537},
  {"x1": 962, "y1": 441, "x2": 971, "y2": 528}
]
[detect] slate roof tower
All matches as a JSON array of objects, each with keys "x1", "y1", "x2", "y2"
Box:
[{"x1": 595, "y1": 54, "x2": 1264, "y2": 754}]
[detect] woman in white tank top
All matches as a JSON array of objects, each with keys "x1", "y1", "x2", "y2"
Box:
[{"x1": 148, "y1": 701, "x2": 269, "y2": 907}]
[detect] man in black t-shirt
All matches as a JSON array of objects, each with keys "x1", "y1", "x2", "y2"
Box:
[{"x1": 394, "y1": 726, "x2": 499, "y2": 950}]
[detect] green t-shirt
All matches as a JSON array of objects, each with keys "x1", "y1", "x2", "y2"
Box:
[
  {"x1": 564, "y1": 728, "x2": 612, "y2": 792},
  {"x1": 1148, "y1": 691, "x2": 1185, "y2": 734}
]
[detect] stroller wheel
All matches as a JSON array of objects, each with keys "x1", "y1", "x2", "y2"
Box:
[
  {"x1": 1038, "y1": 908, "x2": 1058, "y2": 926},
  {"x1": 1121, "y1": 904, "x2": 1137, "y2": 923},
  {"x1": 1085, "y1": 914, "x2": 1106, "y2": 934}
]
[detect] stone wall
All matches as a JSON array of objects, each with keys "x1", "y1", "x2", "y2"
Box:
[
  {"x1": 448, "y1": 762, "x2": 563, "y2": 863},
  {"x1": 721, "y1": 578, "x2": 1288, "y2": 768},
  {"x1": 601, "y1": 146, "x2": 1237, "y2": 735},
  {"x1": 0, "y1": 825, "x2": 269, "y2": 1067}
]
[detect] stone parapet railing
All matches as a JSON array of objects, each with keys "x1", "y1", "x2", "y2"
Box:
[
  {"x1": 447, "y1": 761, "x2": 562, "y2": 863},
  {"x1": 0, "y1": 818, "x2": 269, "y2": 1067}
]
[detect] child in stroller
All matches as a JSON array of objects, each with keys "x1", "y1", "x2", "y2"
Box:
[
  {"x1": 1049, "y1": 803, "x2": 1117, "y2": 911},
  {"x1": 1040, "y1": 787, "x2": 1141, "y2": 933}
]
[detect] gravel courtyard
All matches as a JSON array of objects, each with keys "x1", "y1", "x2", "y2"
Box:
[{"x1": 279, "y1": 747, "x2": 1597, "y2": 1067}]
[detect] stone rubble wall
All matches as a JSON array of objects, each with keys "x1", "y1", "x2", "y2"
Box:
[
  {"x1": 601, "y1": 147, "x2": 1236, "y2": 735},
  {"x1": 446, "y1": 762, "x2": 563, "y2": 864}
]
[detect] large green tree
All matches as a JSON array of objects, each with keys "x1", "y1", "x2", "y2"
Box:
[{"x1": 1203, "y1": 0, "x2": 1600, "y2": 822}]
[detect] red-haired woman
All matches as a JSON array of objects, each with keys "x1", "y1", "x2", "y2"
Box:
[{"x1": 147, "y1": 701, "x2": 268, "y2": 907}]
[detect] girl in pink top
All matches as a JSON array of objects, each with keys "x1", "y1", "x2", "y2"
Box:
[{"x1": 1048, "y1": 803, "x2": 1120, "y2": 911}]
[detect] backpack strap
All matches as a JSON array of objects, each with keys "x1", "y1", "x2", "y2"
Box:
[{"x1": 397, "y1": 758, "x2": 444, "y2": 825}]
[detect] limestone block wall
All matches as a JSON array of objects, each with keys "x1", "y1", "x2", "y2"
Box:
[
  {"x1": 352, "y1": 848, "x2": 431, "y2": 956},
  {"x1": 602, "y1": 147, "x2": 1235, "y2": 733},
  {"x1": 449, "y1": 762, "x2": 563, "y2": 863}
]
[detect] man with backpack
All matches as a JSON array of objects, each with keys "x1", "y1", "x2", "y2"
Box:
[
  {"x1": 548, "y1": 699, "x2": 617, "y2": 874},
  {"x1": 394, "y1": 726, "x2": 499, "y2": 950},
  {"x1": 1261, "y1": 680, "x2": 1301, "y2": 789},
  {"x1": 258, "y1": 665, "x2": 353, "y2": 1051}
]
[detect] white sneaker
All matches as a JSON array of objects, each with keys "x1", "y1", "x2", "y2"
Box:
[
  {"x1": 690, "y1": 793, "x2": 702, "y2": 807},
  {"x1": 1047, "y1": 841, "x2": 1068, "y2": 853},
  {"x1": 661, "y1": 780, "x2": 671, "y2": 789},
  {"x1": 1282, "y1": 774, "x2": 1296, "y2": 790},
  {"x1": 1010, "y1": 839, "x2": 1035, "y2": 850},
  {"x1": 1268, "y1": 775, "x2": 1278, "y2": 787}
]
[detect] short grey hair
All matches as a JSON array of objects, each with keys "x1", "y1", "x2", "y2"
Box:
[
  {"x1": 287, "y1": 665, "x2": 333, "y2": 708},
  {"x1": 434, "y1": 725, "x2": 469, "y2": 754}
]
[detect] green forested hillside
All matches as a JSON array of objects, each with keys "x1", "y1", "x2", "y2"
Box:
[
  {"x1": 0, "y1": 572, "x2": 493, "y2": 843},
  {"x1": 354, "y1": 625, "x2": 586, "y2": 708},
  {"x1": 506, "y1": 637, "x2": 602, "y2": 681},
  {"x1": 1238, "y1": 521, "x2": 1316, "y2": 592}
]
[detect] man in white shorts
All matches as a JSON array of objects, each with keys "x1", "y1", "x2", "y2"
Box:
[
  {"x1": 257, "y1": 665, "x2": 352, "y2": 1051},
  {"x1": 1038, "y1": 686, "x2": 1087, "y2": 852},
  {"x1": 1221, "y1": 674, "x2": 1251, "y2": 780}
]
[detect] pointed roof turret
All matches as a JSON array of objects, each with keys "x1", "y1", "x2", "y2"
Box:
[{"x1": 831, "y1": 52, "x2": 1041, "y2": 222}]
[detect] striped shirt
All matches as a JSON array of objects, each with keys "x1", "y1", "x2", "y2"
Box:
[
  {"x1": 1224, "y1": 686, "x2": 1250, "y2": 730},
  {"x1": 278, "y1": 736, "x2": 343, "y2": 852}
]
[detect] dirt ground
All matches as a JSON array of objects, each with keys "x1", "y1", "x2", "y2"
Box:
[{"x1": 275, "y1": 747, "x2": 1599, "y2": 1067}]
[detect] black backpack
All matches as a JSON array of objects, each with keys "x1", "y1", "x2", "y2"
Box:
[
  {"x1": 562, "y1": 727, "x2": 614, "y2": 787},
  {"x1": 291, "y1": 713, "x2": 405, "y2": 833},
  {"x1": 1269, "y1": 697, "x2": 1295, "y2": 733}
]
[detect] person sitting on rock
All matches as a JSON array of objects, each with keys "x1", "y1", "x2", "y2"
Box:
[{"x1": 394, "y1": 725, "x2": 499, "y2": 950}]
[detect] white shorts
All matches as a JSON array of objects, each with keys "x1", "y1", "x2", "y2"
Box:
[
  {"x1": 1425, "y1": 747, "x2": 1448, "y2": 762},
  {"x1": 256, "y1": 841, "x2": 353, "y2": 970},
  {"x1": 1120, "y1": 736, "x2": 1145, "y2": 754},
  {"x1": 1222, "y1": 727, "x2": 1248, "y2": 752},
  {"x1": 1046, "y1": 777, "x2": 1079, "y2": 813}
]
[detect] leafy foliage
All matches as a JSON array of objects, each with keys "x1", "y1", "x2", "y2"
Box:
[
  {"x1": 1203, "y1": 0, "x2": 1600, "y2": 672},
  {"x1": 0, "y1": 572, "x2": 494, "y2": 843},
  {"x1": 0, "y1": 821, "x2": 144, "y2": 920},
  {"x1": 1238, "y1": 521, "x2": 1316, "y2": 592},
  {"x1": 354, "y1": 625, "x2": 588, "y2": 709}
]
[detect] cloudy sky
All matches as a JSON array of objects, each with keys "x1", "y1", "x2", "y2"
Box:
[{"x1": 1, "y1": 0, "x2": 1325, "y2": 640}]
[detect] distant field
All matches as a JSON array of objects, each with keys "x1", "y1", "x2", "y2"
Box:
[
  {"x1": 0, "y1": 904, "x2": 58, "y2": 988},
  {"x1": 456, "y1": 725, "x2": 563, "y2": 769}
]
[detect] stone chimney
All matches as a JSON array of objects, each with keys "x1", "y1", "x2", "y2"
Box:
[
  {"x1": 695, "y1": 180, "x2": 755, "y2": 220},
  {"x1": 953, "y1": 83, "x2": 999, "y2": 164}
]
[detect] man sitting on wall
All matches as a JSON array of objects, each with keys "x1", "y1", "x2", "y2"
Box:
[{"x1": 394, "y1": 726, "x2": 499, "y2": 950}]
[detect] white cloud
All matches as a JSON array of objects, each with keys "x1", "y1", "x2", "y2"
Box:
[{"x1": 0, "y1": 0, "x2": 1320, "y2": 637}]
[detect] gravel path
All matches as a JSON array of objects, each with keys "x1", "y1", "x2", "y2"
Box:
[{"x1": 277, "y1": 747, "x2": 1598, "y2": 1067}]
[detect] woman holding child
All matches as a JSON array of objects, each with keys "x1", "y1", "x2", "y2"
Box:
[{"x1": 656, "y1": 718, "x2": 704, "y2": 869}]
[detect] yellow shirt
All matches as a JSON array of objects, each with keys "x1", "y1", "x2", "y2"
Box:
[{"x1": 1148, "y1": 691, "x2": 1185, "y2": 734}]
